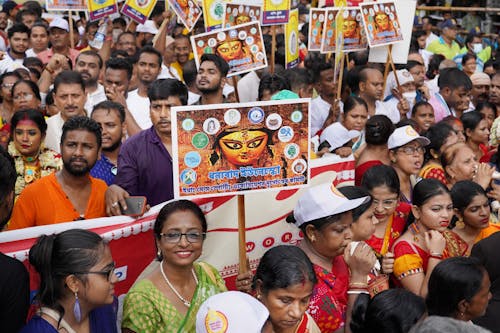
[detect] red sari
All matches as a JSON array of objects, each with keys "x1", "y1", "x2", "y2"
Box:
[{"x1": 307, "y1": 256, "x2": 349, "y2": 333}]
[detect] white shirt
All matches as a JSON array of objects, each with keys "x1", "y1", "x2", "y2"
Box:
[
  {"x1": 310, "y1": 96, "x2": 331, "y2": 137},
  {"x1": 188, "y1": 91, "x2": 201, "y2": 105},
  {"x1": 158, "y1": 64, "x2": 181, "y2": 81},
  {"x1": 126, "y1": 89, "x2": 151, "y2": 129},
  {"x1": 0, "y1": 54, "x2": 26, "y2": 74},
  {"x1": 237, "y1": 71, "x2": 259, "y2": 103},
  {"x1": 45, "y1": 113, "x2": 65, "y2": 153},
  {"x1": 84, "y1": 84, "x2": 107, "y2": 116},
  {"x1": 425, "y1": 32, "x2": 439, "y2": 48}
]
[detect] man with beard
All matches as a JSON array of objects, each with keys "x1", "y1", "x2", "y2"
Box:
[
  {"x1": 37, "y1": 17, "x2": 80, "y2": 66},
  {"x1": 0, "y1": 147, "x2": 30, "y2": 333},
  {"x1": 0, "y1": 23, "x2": 29, "y2": 73},
  {"x1": 490, "y1": 73, "x2": 500, "y2": 112},
  {"x1": 75, "y1": 50, "x2": 107, "y2": 115},
  {"x1": 9, "y1": 116, "x2": 108, "y2": 229},
  {"x1": 90, "y1": 101, "x2": 125, "y2": 185},
  {"x1": 126, "y1": 46, "x2": 162, "y2": 129},
  {"x1": 470, "y1": 72, "x2": 491, "y2": 108},
  {"x1": 44, "y1": 71, "x2": 87, "y2": 153},
  {"x1": 115, "y1": 31, "x2": 137, "y2": 57},
  {"x1": 193, "y1": 53, "x2": 228, "y2": 105},
  {"x1": 103, "y1": 57, "x2": 141, "y2": 136},
  {"x1": 106, "y1": 79, "x2": 188, "y2": 212}
]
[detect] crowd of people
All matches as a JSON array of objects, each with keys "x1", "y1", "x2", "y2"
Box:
[{"x1": 0, "y1": 0, "x2": 499, "y2": 332}]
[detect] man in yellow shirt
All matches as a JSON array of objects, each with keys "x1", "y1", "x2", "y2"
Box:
[{"x1": 426, "y1": 19, "x2": 461, "y2": 60}]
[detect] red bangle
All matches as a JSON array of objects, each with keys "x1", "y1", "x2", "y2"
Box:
[{"x1": 429, "y1": 254, "x2": 443, "y2": 260}]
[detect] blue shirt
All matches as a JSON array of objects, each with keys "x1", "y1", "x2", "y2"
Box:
[
  {"x1": 114, "y1": 127, "x2": 174, "y2": 206},
  {"x1": 90, "y1": 154, "x2": 116, "y2": 186}
]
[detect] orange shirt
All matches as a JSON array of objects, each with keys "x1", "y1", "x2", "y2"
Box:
[{"x1": 9, "y1": 173, "x2": 107, "y2": 230}]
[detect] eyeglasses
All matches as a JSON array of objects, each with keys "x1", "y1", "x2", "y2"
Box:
[
  {"x1": 13, "y1": 93, "x2": 34, "y2": 101},
  {"x1": 372, "y1": 198, "x2": 398, "y2": 210},
  {"x1": 159, "y1": 231, "x2": 206, "y2": 244},
  {"x1": 74, "y1": 262, "x2": 116, "y2": 281},
  {"x1": 397, "y1": 146, "x2": 425, "y2": 155},
  {"x1": 1, "y1": 83, "x2": 14, "y2": 89}
]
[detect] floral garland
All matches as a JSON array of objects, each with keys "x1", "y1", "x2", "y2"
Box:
[{"x1": 8, "y1": 141, "x2": 63, "y2": 197}]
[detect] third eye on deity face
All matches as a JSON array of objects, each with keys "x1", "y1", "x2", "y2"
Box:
[
  {"x1": 343, "y1": 20, "x2": 358, "y2": 38},
  {"x1": 216, "y1": 40, "x2": 244, "y2": 62},
  {"x1": 219, "y1": 130, "x2": 268, "y2": 167}
]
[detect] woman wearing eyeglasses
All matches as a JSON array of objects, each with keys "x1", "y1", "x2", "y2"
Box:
[
  {"x1": 122, "y1": 200, "x2": 227, "y2": 333},
  {"x1": 11, "y1": 80, "x2": 42, "y2": 113},
  {"x1": 20, "y1": 229, "x2": 118, "y2": 333},
  {"x1": 388, "y1": 125, "x2": 430, "y2": 204}
]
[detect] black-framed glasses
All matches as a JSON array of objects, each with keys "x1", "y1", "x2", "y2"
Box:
[
  {"x1": 74, "y1": 262, "x2": 116, "y2": 281},
  {"x1": 159, "y1": 232, "x2": 206, "y2": 244}
]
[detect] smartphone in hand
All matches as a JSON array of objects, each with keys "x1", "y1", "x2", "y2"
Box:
[{"x1": 121, "y1": 196, "x2": 147, "y2": 217}]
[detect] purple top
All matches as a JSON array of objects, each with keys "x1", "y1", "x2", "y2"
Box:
[
  {"x1": 90, "y1": 155, "x2": 116, "y2": 186},
  {"x1": 114, "y1": 127, "x2": 174, "y2": 206},
  {"x1": 19, "y1": 302, "x2": 117, "y2": 333}
]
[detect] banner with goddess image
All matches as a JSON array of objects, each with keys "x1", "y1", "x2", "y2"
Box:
[
  {"x1": 121, "y1": 0, "x2": 158, "y2": 24},
  {"x1": 308, "y1": 8, "x2": 326, "y2": 51},
  {"x1": 166, "y1": 0, "x2": 202, "y2": 31},
  {"x1": 359, "y1": 1, "x2": 403, "y2": 47},
  {"x1": 171, "y1": 99, "x2": 311, "y2": 198},
  {"x1": 223, "y1": 3, "x2": 262, "y2": 29},
  {"x1": 191, "y1": 21, "x2": 267, "y2": 77},
  {"x1": 321, "y1": 7, "x2": 368, "y2": 53}
]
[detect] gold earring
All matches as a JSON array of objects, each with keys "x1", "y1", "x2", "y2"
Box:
[{"x1": 455, "y1": 218, "x2": 465, "y2": 229}]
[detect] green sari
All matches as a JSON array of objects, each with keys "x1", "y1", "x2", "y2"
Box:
[{"x1": 122, "y1": 262, "x2": 227, "y2": 333}]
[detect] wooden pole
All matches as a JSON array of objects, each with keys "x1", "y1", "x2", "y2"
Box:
[
  {"x1": 270, "y1": 25, "x2": 276, "y2": 75},
  {"x1": 336, "y1": 53, "x2": 345, "y2": 100},
  {"x1": 68, "y1": 11, "x2": 75, "y2": 49},
  {"x1": 238, "y1": 195, "x2": 247, "y2": 274},
  {"x1": 387, "y1": 45, "x2": 401, "y2": 90}
]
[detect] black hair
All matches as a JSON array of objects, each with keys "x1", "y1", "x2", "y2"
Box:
[
  {"x1": 461, "y1": 111, "x2": 484, "y2": 140},
  {"x1": 137, "y1": 45, "x2": 162, "y2": 67},
  {"x1": 29, "y1": 67, "x2": 41, "y2": 81},
  {"x1": 350, "y1": 50, "x2": 369, "y2": 67},
  {"x1": 338, "y1": 186, "x2": 372, "y2": 222},
  {"x1": 91, "y1": 100, "x2": 126, "y2": 123},
  {"x1": 30, "y1": 21, "x2": 48, "y2": 33},
  {"x1": 465, "y1": 33, "x2": 478, "y2": 46},
  {"x1": 45, "y1": 89, "x2": 55, "y2": 107},
  {"x1": 147, "y1": 78, "x2": 188, "y2": 105},
  {"x1": 365, "y1": 115, "x2": 395, "y2": 146},
  {"x1": 426, "y1": 257, "x2": 486, "y2": 317},
  {"x1": 0, "y1": 71, "x2": 22, "y2": 86},
  {"x1": 344, "y1": 95, "x2": 368, "y2": 116},
  {"x1": 258, "y1": 73, "x2": 290, "y2": 100},
  {"x1": 406, "y1": 60, "x2": 424, "y2": 71},
  {"x1": 182, "y1": 59, "x2": 198, "y2": 87},
  {"x1": 347, "y1": 66, "x2": 363, "y2": 95},
  {"x1": 200, "y1": 53, "x2": 229, "y2": 77},
  {"x1": 29, "y1": 229, "x2": 106, "y2": 322},
  {"x1": 11, "y1": 79, "x2": 41, "y2": 103},
  {"x1": 23, "y1": 1, "x2": 43, "y2": 18},
  {"x1": 0, "y1": 145, "x2": 15, "y2": 226},
  {"x1": 105, "y1": 57, "x2": 133, "y2": 80},
  {"x1": 7, "y1": 22, "x2": 30, "y2": 39},
  {"x1": 77, "y1": 50, "x2": 103, "y2": 69},
  {"x1": 423, "y1": 122, "x2": 456, "y2": 162},
  {"x1": 361, "y1": 165, "x2": 400, "y2": 196},
  {"x1": 413, "y1": 178, "x2": 449, "y2": 207},
  {"x1": 438, "y1": 68, "x2": 473, "y2": 91},
  {"x1": 110, "y1": 49, "x2": 130, "y2": 59},
  {"x1": 15, "y1": 8, "x2": 37, "y2": 23},
  {"x1": 462, "y1": 53, "x2": 477, "y2": 67},
  {"x1": 153, "y1": 200, "x2": 207, "y2": 260},
  {"x1": 85, "y1": 20, "x2": 98, "y2": 32},
  {"x1": 411, "y1": 101, "x2": 433, "y2": 118},
  {"x1": 117, "y1": 31, "x2": 135, "y2": 43},
  {"x1": 112, "y1": 17, "x2": 127, "y2": 29},
  {"x1": 426, "y1": 54, "x2": 445, "y2": 80},
  {"x1": 61, "y1": 116, "x2": 102, "y2": 148},
  {"x1": 283, "y1": 68, "x2": 312, "y2": 93},
  {"x1": 23, "y1": 56, "x2": 43, "y2": 69},
  {"x1": 476, "y1": 101, "x2": 497, "y2": 117},
  {"x1": 253, "y1": 245, "x2": 316, "y2": 293},
  {"x1": 53, "y1": 71, "x2": 85, "y2": 94},
  {"x1": 351, "y1": 289, "x2": 426, "y2": 333},
  {"x1": 310, "y1": 59, "x2": 333, "y2": 83},
  {"x1": 10, "y1": 109, "x2": 47, "y2": 136},
  {"x1": 150, "y1": 1, "x2": 165, "y2": 18},
  {"x1": 450, "y1": 180, "x2": 487, "y2": 215}
]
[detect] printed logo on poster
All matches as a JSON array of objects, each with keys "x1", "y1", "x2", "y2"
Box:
[{"x1": 171, "y1": 99, "x2": 311, "y2": 198}]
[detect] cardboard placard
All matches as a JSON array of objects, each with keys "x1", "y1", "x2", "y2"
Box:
[
  {"x1": 359, "y1": 1, "x2": 403, "y2": 47},
  {"x1": 191, "y1": 21, "x2": 267, "y2": 77},
  {"x1": 321, "y1": 7, "x2": 367, "y2": 53},
  {"x1": 88, "y1": 0, "x2": 118, "y2": 21},
  {"x1": 46, "y1": 0, "x2": 87, "y2": 11},
  {"x1": 367, "y1": 0, "x2": 416, "y2": 64},
  {"x1": 121, "y1": 0, "x2": 158, "y2": 24},
  {"x1": 166, "y1": 0, "x2": 202, "y2": 32},
  {"x1": 223, "y1": 3, "x2": 262, "y2": 29},
  {"x1": 285, "y1": 9, "x2": 299, "y2": 69},
  {"x1": 203, "y1": 0, "x2": 225, "y2": 32},
  {"x1": 171, "y1": 99, "x2": 311, "y2": 198},
  {"x1": 262, "y1": 0, "x2": 289, "y2": 26},
  {"x1": 308, "y1": 8, "x2": 326, "y2": 51}
]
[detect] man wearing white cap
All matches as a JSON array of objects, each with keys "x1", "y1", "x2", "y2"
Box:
[
  {"x1": 469, "y1": 72, "x2": 491, "y2": 109},
  {"x1": 136, "y1": 20, "x2": 158, "y2": 48},
  {"x1": 37, "y1": 16, "x2": 79, "y2": 66},
  {"x1": 379, "y1": 70, "x2": 416, "y2": 124}
]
